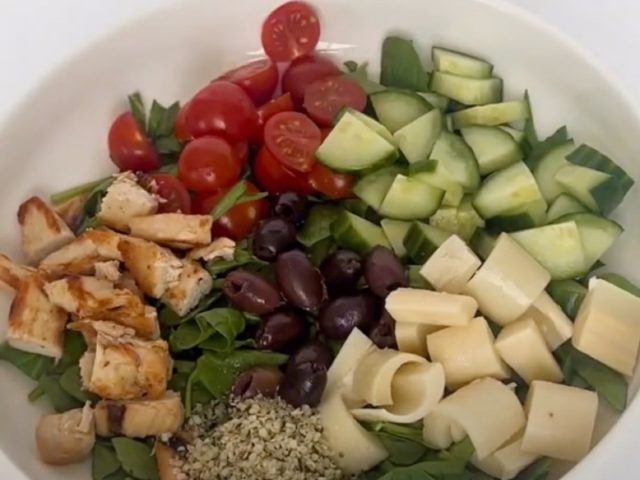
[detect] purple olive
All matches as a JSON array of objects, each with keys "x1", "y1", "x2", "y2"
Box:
[
  {"x1": 279, "y1": 361, "x2": 327, "y2": 407},
  {"x1": 223, "y1": 270, "x2": 282, "y2": 315},
  {"x1": 276, "y1": 250, "x2": 327, "y2": 313},
  {"x1": 256, "y1": 310, "x2": 306, "y2": 352},
  {"x1": 252, "y1": 217, "x2": 298, "y2": 261},
  {"x1": 369, "y1": 310, "x2": 397, "y2": 349},
  {"x1": 364, "y1": 246, "x2": 408, "y2": 297},
  {"x1": 318, "y1": 293, "x2": 380, "y2": 340},
  {"x1": 320, "y1": 249, "x2": 363, "y2": 295},
  {"x1": 231, "y1": 367, "x2": 283, "y2": 399},
  {"x1": 273, "y1": 192, "x2": 308, "y2": 225},
  {"x1": 289, "y1": 341, "x2": 333, "y2": 371}
]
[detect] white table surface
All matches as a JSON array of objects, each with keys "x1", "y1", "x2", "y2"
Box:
[{"x1": 0, "y1": 0, "x2": 639, "y2": 478}]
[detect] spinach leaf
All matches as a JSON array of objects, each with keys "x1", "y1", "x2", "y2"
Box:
[
  {"x1": 112, "y1": 437, "x2": 158, "y2": 480},
  {"x1": 0, "y1": 343, "x2": 53, "y2": 380},
  {"x1": 437, "y1": 437, "x2": 474, "y2": 467},
  {"x1": 50, "y1": 177, "x2": 110, "y2": 206},
  {"x1": 514, "y1": 457, "x2": 551, "y2": 480},
  {"x1": 209, "y1": 181, "x2": 268, "y2": 221},
  {"x1": 169, "y1": 317, "x2": 214, "y2": 352},
  {"x1": 28, "y1": 384, "x2": 46, "y2": 402},
  {"x1": 598, "y1": 272, "x2": 640, "y2": 297},
  {"x1": 344, "y1": 61, "x2": 386, "y2": 94},
  {"x1": 38, "y1": 374, "x2": 83, "y2": 413},
  {"x1": 546, "y1": 279, "x2": 586, "y2": 319},
  {"x1": 364, "y1": 421, "x2": 425, "y2": 443},
  {"x1": 377, "y1": 432, "x2": 427, "y2": 465},
  {"x1": 297, "y1": 204, "x2": 341, "y2": 247},
  {"x1": 92, "y1": 443, "x2": 121, "y2": 480},
  {"x1": 60, "y1": 365, "x2": 98, "y2": 403},
  {"x1": 148, "y1": 100, "x2": 180, "y2": 139},
  {"x1": 159, "y1": 291, "x2": 222, "y2": 326},
  {"x1": 128, "y1": 92, "x2": 147, "y2": 131},
  {"x1": 206, "y1": 245, "x2": 266, "y2": 277},
  {"x1": 169, "y1": 308, "x2": 246, "y2": 352},
  {"x1": 223, "y1": 349, "x2": 289, "y2": 370},
  {"x1": 128, "y1": 92, "x2": 182, "y2": 161},
  {"x1": 52, "y1": 331, "x2": 87, "y2": 373},
  {"x1": 380, "y1": 36, "x2": 430, "y2": 92}
]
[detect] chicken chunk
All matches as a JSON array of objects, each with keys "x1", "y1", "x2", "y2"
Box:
[
  {"x1": 17, "y1": 196, "x2": 75, "y2": 264},
  {"x1": 119, "y1": 236, "x2": 183, "y2": 298},
  {"x1": 36, "y1": 403, "x2": 95, "y2": 465},
  {"x1": 94, "y1": 391, "x2": 184, "y2": 437},
  {"x1": 97, "y1": 172, "x2": 158, "y2": 232},
  {"x1": 0, "y1": 253, "x2": 36, "y2": 290},
  {"x1": 7, "y1": 275, "x2": 67, "y2": 358},
  {"x1": 187, "y1": 237, "x2": 236, "y2": 262},
  {"x1": 53, "y1": 194, "x2": 87, "y2": 230},
  {"x1": 129, "y1": 213, "x2": 213, "y2": 249},
  {"x1": 162, "y1": 260, "x2": 213, "y2": 316},
  {"x1": 94, "y1": 260, "x2": 121, "y2": 283}
]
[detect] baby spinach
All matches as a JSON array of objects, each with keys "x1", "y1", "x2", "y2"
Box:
[
  {"x1": 206, "y1": 245, "x2": 266, "y2": 276},
  {"x1": 53, "y1": 331, "x2": 87, "y2": 373},
  {"x1": 546, "y1": 279, "x2": 586, "y2": 319},
  {"x1": 376, "y1": 432, "x2": 427, "y2": 465},
  {"x1": 60, "y1": 365, "x2": 98, "y2": 403},
  {"x1": 297, "y1": 204, "x2": 341, "y2": 247},
  {"x1": 38, "y1": 374, "x2": 83, "y2": 413},
  {"x1": 209, "y1": 180, "x2": 268, "y2": 221},
  {"x1": 128, "y1": 92, "x2": 182, "y2": 159},
  {"x1": 92, "y1": 443, "x2": 121, "y2": 480},
  {"x1": 380, "y1": 36, "x2": 430, "y2": 92},
  {"x1": 159, "y1": 291, "x2": 222, "y2": 326},
  {"x1": 112, "y1": 437, "x2": 158, "y2": 480},
  {"x1": 169, "y1": 308, "x2": 247, "y2": 352},
  {"x1": 0, "y1": 343, "x2": 53, "y2": 380}
]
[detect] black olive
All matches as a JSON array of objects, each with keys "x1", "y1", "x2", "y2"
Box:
[
  {"x1": 320, "y1": 249, "x2": 363, "y2": 296},
  {"x1": 231, "y1": 367, "x2": 283, "y2": 399},
  {"x1": 279, "y1": 361, "x2": 327, "y2": 407},
  {"x1": 256, "y1": 310, "x2": 306, "y2": 352},
  {"x1": 252, "y1": 217, "x2": 298, "y2": 261},
  {"x1": 318, "y1": 293, "x2": 380, "y2": 339},
  {"x1": 369, "y1": 310, "x2": 397, "y2": 349},
  {"x1": 276, "y1": 250, "x2": 327, "y2": 313},
  {"x1": 289, "y1": 341, "x2": 333, "y2": 371},
  {"x1": 223, "y1": 270, "x2": 282, "y2": 315},
  {"x1": 364, "y1": 246, "x2": 408, "y2": 297},
  {"x1": 273, "y1": 192, "x2": 308, "y2": 225}
]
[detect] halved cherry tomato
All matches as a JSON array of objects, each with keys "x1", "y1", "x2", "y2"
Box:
[
  {"x1": 257, "y1": 93, "x2": 295, "y2": 126},
  {"x1": 192, "y1": 181, "x2": 269, "y2": 241},
  {"x1": 282, "y1": 55, "x2": 341, "y2": 107},
  {"x1": 178, "y1": 136, "x2": 241, "y2": 193},
  {"x1": 320, "y1": 127, "x2": 332, "y2": 141},
  {"x1": 108, "y1": 112, "x2": 159, "y2": 172},
  {"x1": 308, "y1": 163, "x2": 354, "y2": 199},
  {"x1": 173, "y1": 102, "x2": 192, "y2": 142},
  {"x1": 254, "y1": 146, "x2": 315, "y2": 195},
  {"x1": 303, "y1": 76, "x2": 367, "y2": 127},
  {"x1": 235, "y1": 140, "x2": 250, "y2": 166},
  {"x1": 148, "y1": 173, "x2": 191, "y2": 213},
  {"x1": 218, "y1": 58, "x2": 279, "y2": 106},
  {"x1": 261, "y1": 1, "x2": 320, "y2": 63},
  {"x1": 185, "y1": 81, "x2": 259, "y2": 143},
  {"x1": 264, "y1": 111, "x2": 321, "y2": 173}
]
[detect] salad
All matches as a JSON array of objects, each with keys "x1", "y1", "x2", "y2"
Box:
[{"x1": 0, "y1": 1, "x2": 639, "y2": 479}]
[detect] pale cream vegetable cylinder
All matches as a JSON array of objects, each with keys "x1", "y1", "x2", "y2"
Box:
[
  {"x1": 517, "y1": 291, "x2": 573, "y2": 351},
  {"x1": 395, "y1": 322, "x2": 440, "y2": 357},
  {"x1": 324, "y1": 328, "x2": 375, "y2": 397},
  {"x1": 386, "y1": 288, "x2": 478, "y2": 326},
  {"x1": 420, "y1": 234, "x2": 481, "y2": 293},
  {"x1": 472, "y1": 435, "x2": 539, "y2": 480}
]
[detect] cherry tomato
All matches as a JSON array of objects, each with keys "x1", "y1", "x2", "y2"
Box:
[
  {"x1": 303, "y1": 76, "x2": 367, "y2": 127},
  {"x1": 235, "y1": 140, "x2": 250, "y2": 166},
  {"x1": 174, "y1": 102, "x2": 192, "y2": 142},
  {"x1": 257, "y1": 93, "x2": 295, "y2": 126},
  {"x1": 218, "y1": 58, "x2": 279, "y2": 106},
  {"x1": 192, "y1": 181, "x2": 269, "y2": 241},
  {"x1": 264, "y1": 112, "x2": 321, "y2": 173},
  {"x1": 107, "y1": 112, "x2": 159, "y2": 172},
  {"x1": 261, "y1": 1, "x2": 320, "y2": 62},
  {"x1": 308, "y1": 163, "x2": 354, "y2": 199},
  {"x1": 320, "y1": 127, "x2": 332, "y2": 141},
  {"x1": 185, "y1": 81, "x2": 259, "y2": 143},
  {"x1": 254, "y1": 146, "x2": 315, "y2": 195},
  {"x1": 148, "y1": 173, "x2": 192, "y2": 213},
  {"x1": 178, "y1": 136, "x2": 241, "y2": 193},
  {"x1": 282, "y1": 55, "x2": 341, "y2": 107}
]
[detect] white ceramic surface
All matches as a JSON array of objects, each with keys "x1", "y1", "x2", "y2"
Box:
[{"x1": 1, "y1": 0, "x2": 639, "y2": 478}]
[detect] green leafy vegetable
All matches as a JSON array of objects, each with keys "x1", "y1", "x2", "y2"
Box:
[
  {"x1": 60, "y1": 365, "x2": 98, "y2": 403},
  {"x1": 0, "y1": 343, "x2": 53, "y2": 380},
  {"x1": 159, "y1": 291, "x2": 222, "y2": 326},
  {"x1": 128, "y1": 92, "x2": 147, "y2": 131},
  {"x1": 376, "y1": 432, "x2": 427, "y2": 466},
  {"x1": 297, "y1": 204, "x2": 341, "y2": 247},
  {"x1": 522, "y1": 90, "x2": 539, "y2": 157},
  {"x1": 209, "y1": 181, "x2": 268, "y2": 221},
  {"x1": 112, "y1": 437, "x2": 158, "y2": 480},
  {"x1": 307, "y1": 237, "x2": 337, "y2": 266},
  {"x1": 380, "y1": 36, "x2": 430, "y2": 92},
  {"x1": 170, "y1": 308, "x2": 247, "y2": 352},
  {"x1": 546, "y1": 279, "x2": 586, "y2": 319},
  {"x1": 92, "y1": 443, "x2": 122, "y2": 480},
  {"x1": 598, "y1": 272, "x2": 640, "y2": 297},
  {"x1": 128, "y1": 92, "x2": 182, "y2": 160},
  {"x1": 50, "y1": 177, "x2": 111, "y2": 206},
  {"x1": 53, "y1": 331, "x2": 87, "y2": 373},
  {"x1": 38, "y1": 374, "x2": 83, "y2": 413},
  {"x1": 364, "y1": 421, "x2": 425, "y2": 443},
  {"x1": 344, "y1": 61, "x2": 386, "y2": 94},
  {"x1": 206, "y1": 244, "x2": 267, "y2": 277},
  {"x1": 514, "y1": 457, "x2": 551, "y2": 480}
]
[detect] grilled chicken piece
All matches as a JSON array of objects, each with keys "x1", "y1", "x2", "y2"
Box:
[
  {"x1": 162, "y1": 260, "x2": 213, "y2": 316},
  {"x1": 94, "y1": 260, "x2": 121, "y2": 283},
  {"x1": 129, "y1": 213, "x2": 213, "y2": 249},
  {"x1": 17, "y1": 196, "x2": 75, "y2": 264},
  {"x1": 52, "y1": 194, "x2": 87, "y2": 230},
  {"x1": 36, "y1": 403, "x2": 95, "y2": 465},
  {"x1": 187, "y1": 237, "x2": 236, "y2": 262},
  {"x1": 0, "y1": 253, "x2": 36, "y2": 290},
  {"x1": 155, "y1": 442, "x2": 180, "y2": 480},
  {"x1": 97, "y1": 172, "x2": 158, "y2": 232}
]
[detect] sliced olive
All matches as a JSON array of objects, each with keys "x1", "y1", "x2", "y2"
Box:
[
  {"x1": 364, "y1": 246, "x2": 408, "y2": 297},
  {"x1": 276, "y1": 250, "x2": 327, "y2": 313},
  {"x1": 223, "y1": 270, "x2": 282, "y2": 315}
]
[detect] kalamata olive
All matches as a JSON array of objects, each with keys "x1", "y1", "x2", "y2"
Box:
[
  {"x1": 252, "y1": 217, "x2": 298, "y2": 261},
  {"x1": 369, "y1": 310, "x2": 397, "y2": 349},
  {"x1": 364, "y1": 246, "x2": 408, "y2": 297},
  {"x1": 276, "y1": 250, "x2": 327, "y2": 313},
  {"x1": 318, "y1": 293, "x2": 380, "y2": 339},
  {"x1": 256, "y1": 310, "x2": 306, "y2": 352},
  {"x1": 279, "y1": 361, "x2": 327, "y2": 407},
  {"x1": 231, "y1": 367, "x2": 283, "y2": 399},
  {"x1": 273, "y1": 192, "x2": 308, "y2": 225},
  {"x1": 289, "y1": 341, "x2": 333, "y2": 371},
  {"x1": 320, "y1": 249, "x2": 363, "y2": 295},
  {"x1": 223, "y1": 270, "x2": 282, "y2": 315}
]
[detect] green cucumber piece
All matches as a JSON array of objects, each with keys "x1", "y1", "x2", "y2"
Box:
[
  {"x1": 470, "y1": 229, "x2": 497, "y2": 260},
  {"x1": 331, "y1": 210, "x2": 390, "y2": 255},
  {"x1": 449, "y1": 100, "x2": 530, "y2": 128},
  {"x1": 403, "y1": 222, "x2": 452, "y2": 264},
  {"x1": 316, "y1": 111, "x2": 398, "y2": 172},
  {"x1": 381, "y1": 219, "x2": 412, "y2": 258},
  {"x1": 428, "y1": 198, "x2": 485, "y2": 241},
  {"x1": 554, "y1": 165, "x2": 614, "y2": 212},
  {"x1": 430, "y1": 72, "x2": 502, "y2": 106},
  {"x1": 370, "y1": 89, "x2": 432, "y2": 133},
  {"x1": 337, "y1": 108, "x2": 394, "y2": 143},
  {"x1": 379, "y1": 174, "x2": 444, "y2": 220},
  {"x1": 342, "y1": 198, "x2": 381, "y2": 223},
  {"x1": 430, "y1": 131, "x2": 480, "y2": 192},
  {"x1": 419, "y1": 92, "x2": 449, "y2": 112},
  {"x1": 460, "y1": 126, "x2": 522, "y2": 175},
  {"x1": 409, "y1": 159, "x2": 465, "y2": 207},
  {"x1": 352, "y1": 166, "x2": 403, "y2": 210},
  {"x1": 432, "y1": 47, "x2": 493, "y2": 79},
  {"x1": 500, "y1": 126, "x2": 525, "y2": 145},
  {"x1": 547, "y1": 280, "x2": 587, "y2": 318},
  {"x1": 532, "y1": 141, "x2": 576, "y2": 202},
  {"x1": 393, "y1": 110, "x2": 442, "y2": 164},
  {"x1": 546, "y1": 194, "x2": 588, "y2": 223},
  {"x1": 485, "y1": 198, "x2": 546, "y2": 232}
]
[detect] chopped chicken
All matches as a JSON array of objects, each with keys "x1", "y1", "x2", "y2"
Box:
[
  {"x1": 117, "y1": 271, "x2": 144, "y2": 299},
  {"x1": 94, "y1": 391, "x2": 184, "y2": 437},
  {"x1": 94, "y1": 260, "x2": 121, "y2": 283},
  {"x1": 44, "y1": 276, "x2": 159, "y2": 339},
  {"x1": 0, "y1": 253, "x2": 36, "y2": 290},
  {"x1": 35, "y1": 403, "x2": 95, "y2": 465},
  {"x1": 17, "y1": 196, "x2": 75, "y2": 264},
  {"x1": 119, "y1": 236, "x2": 183, "y2": 298},
  {"x1": 6, "y1": 275, "x2": 67, "y2": 358},
  {"x1": 70, "y1": 320, "x2": 171, "y2": 400},
  {"x1": 162, "y1": 260, "x2": 213, "y2": 316},
  {"x1": 187, "y1": 237, "x2": 236, "y2": 262},
  {"x1": 129, "y1": 213, "x2": 213, "y2": 249},
  {"x1": 52, "y1": 194, "x2": 87, "y2": 230},
  {"x1": 97, "y1": 172, "x2": 158, "y2": 232},
  {"x1": 155, "y1": 442, "x2": 179, "y2": 480}
]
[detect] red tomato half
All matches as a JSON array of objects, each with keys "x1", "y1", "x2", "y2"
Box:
[
  {"x1": 218, "y1": 58, "x2": 279, "y2": 106},
  {"x1": 282, "y1": 55, "x2": 341, "y2": 107},
  {"x1": 264, "y1": 111, "x2": 321, "y2": 173},
  {"x1": 308, "y1": 163, "x2": 354, "y2": 199},
  {"x1": 149, "y1": 173, "x2": 192, "y2": 213},
  {"x1": 235, "y1": 140, "x2": 250, "y2": 166},
  {"x1": 257, "y1": 93, "x2": 295, "y2": 126},
  {"x1": 185, "y1": 81, "x2": 259, "y2": 143},
  {"x1": 303, "y1": 76, "x2": 367, "y2": 127},
  {"x1": 254, "y1": 146, "x2": 315, "y2": 195},
  {"x1": 107, "y1": 112, "x2": 159, "y2": 172},
  {"x1": 178, "y1": 136, "x2": 242, "y2": 193},
  {"x1": 173, "y1": 102, "x2": 192, "y2": 142},
  {"x1": 261, "y1": 1, "x2": 320, "y2": 62}
]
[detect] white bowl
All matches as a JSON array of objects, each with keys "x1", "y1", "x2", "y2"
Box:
[{"x1": 1, "y1": 0, "x2": 639, "y2": 478}]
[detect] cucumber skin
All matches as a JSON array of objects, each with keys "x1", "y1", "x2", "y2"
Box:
[
  {"x1": 330, "y1": 210, "x2": 390, "y2": 256},
  {"x1": 403, "y1": 222, "x2": 452, "y2": 264},
  {"x1": 352, "y1": 166, "x2": 404, "y2": 211}
]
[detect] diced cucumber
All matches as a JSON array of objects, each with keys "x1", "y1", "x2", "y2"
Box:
[
  {"x1": 441, "y1": 183, "x2": 465, "y2": 207},
  {"x1": 430, "y1": 72, "x2": 502, "y2": 106},
  {"x1": 381, "y1": 219, "x2": 412, "y2": 258},
  {"x1": 352, "y1": 166, "x2": 404, "y2": 210},
  {"x1": 430, "y1": 131, "x2": 481, "y2": 192},
  {"x1": 532, "y1": 141, "x2": 576, "y2": 202},
  {"x1": 408, "y1": 265, "x2": 432, "y2": 289},
  {"x1": 432, "y1": 47, "x2": 493, "y2": 79},
  {"x1": 547, "y1": 279, "x2": 587, "y2": 318},
  {"x1": 316, "y1": 111, "x2": 399, "y2": 172},
  {"x1": 409, "y1": 159, "x2": 464, "y2": 207},
  {"x1": 429, "y1": 198, "x2": 485, "y2": 241},
  {"x1": 470, "y1": 229, "x2": 497, "y2": 260},
  {"x1": 554, "y1": 212, "x2": 623, "y2": 270},
  {"x1": 419, "y1": 92, "x2": 449, "y2": 112},
  {"x1": 342, "y1": 198, "x2": 381, "y2": 223},
  {"x1": 379, "y1": 174, "x2": 444, "y2": 220},
  {"x1": 460, "y1": 126, "x2": 522, "y2": 175},
  {"x1": 555, "y1": 165, "x2": 614, "y2": 213},
  {"x1": 393, "y1": 110, "x2": 442, "y2": 164},
  {"x1": 486, "y1": 198, "x2": 546, "y2": 232},
  {"x1": 510, "y1": 222, "x2": 586, "y2": 279},
  {"x1": 546, "y1": 194, "x2": 588, "y2": 223},
  {"x1": 338, "y1": 108, "x2": 395, "y2": 143},
  {"x1": 449, "y1": 100, "x2": 530, "y2": 128},
  {"x1": 500, "y1": 126, "x2": 525, "y2": 145},
  {"x1": 403, "y1": 222, "x2": 452, "y2": 264},
  {"x1": 330, "y1": 210, "x2": 390, "y2": 255},
  {"x1": 370, "y1": 89, "x2": 432, "y2": 133}
]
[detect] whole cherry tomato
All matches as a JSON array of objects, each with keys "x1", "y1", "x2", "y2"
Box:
[
  {"x1": 218, "y1": 58, "x2": 279, "y2": 106},
  {"x1": 261, "y1": 1, "x2": 321, "y2": 63},
  {"x1": 307, "y1": 163, "x2": 354, "y2": 199},
  {"x1": 253, "y1": 146, "x2": 315, "y2": 195},
  {"x1": 282, "y1": 55, "x2": 341, "y2": 108},
  {"x1": 148, "y1": 173, "x2": 191, "y2": 213},
  {"x1": 178, "y1": 136, "x2": 241, "y2": 193},
  {"x1": 257, "y1": 93, "x2": 295, "y2": 127},
  {"x1": 173, "y1": 102, "x2": 192, "y2": 142},
  {"x1": 263, "y1": 111, "x2": 321, "y2": 173},
  {"x1": 303, "y1": 76, "x2": 367, "y2": 127},
  {"x1": 107, "y1": 112, "x2": 159, "y2": 172}
]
